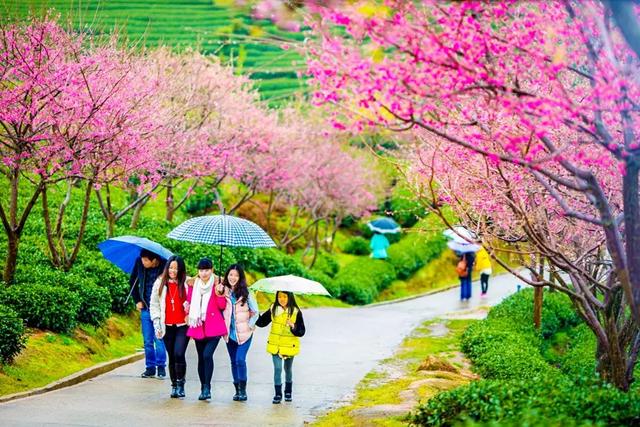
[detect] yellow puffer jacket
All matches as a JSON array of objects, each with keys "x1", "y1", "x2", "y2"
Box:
[
  {"x1": 266, "y1": 307, "x2": 300, "y2": 357},
  {"x1": 474, "y1": 247, "x2": 492, "y2": 272}
]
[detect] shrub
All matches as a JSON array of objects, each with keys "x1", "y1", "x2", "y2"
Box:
[
  {"x1": 59, "y1": 274, "x2": 112, "y2": 327},
  {"x1": 0, "y1": 304, "x2": 26, "y2": 364},
  {"x1": 411, "y1": 289, "x2": 640, "y2": 427},
  {"x1": 182, "y1": 186, "x2": 217, "y2": 215},
  {"x1": 387, "y1": 185, "x2": 428, "y2": 228},
  {"x1": 387, "y1": 233, "x2": 446, "y2": 279},
  {"x1": 253, "y1": 248, "x2": 306, "y2": 277},
  {"x1": 410, "y1": 375, "x2": 640, "y2": 427},
  {"x1": 311, "y1": 252, "x2": 340, "y2": 278},
  {"x1": 305, "y1": 270, "x2": 340, "y2": 298},
  {"x1": 75, "y1": 257, "x2": 132, "y2": 314},
  {"x1": 341, "y1": 236, "x2": 370, "y2": 255},
  {"x1": 334, "y1": 258, "x2": 396, "y2": 304},
  {"x1": 2, "y1": 284, "x2": 81, "y2": 333}
]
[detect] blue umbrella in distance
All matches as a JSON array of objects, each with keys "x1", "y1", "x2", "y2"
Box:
[{"x1": 367, "y1": 217, "x2": 401, "y2": 234}]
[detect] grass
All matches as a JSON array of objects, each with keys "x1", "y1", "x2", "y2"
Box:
[
  {"x1": 0, "y1": 312, "x2": 141, "y2": 397},
  {"x1": 3, "y1": 0, "x2": 307, "y2": 105},
  {"x1": 312, "y1": 318, "x2": 478, "y2": 426},
  {"x1": 375, "y1": 250, "x2": 460, "y2": 302}
]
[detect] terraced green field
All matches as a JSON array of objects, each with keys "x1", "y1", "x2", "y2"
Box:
[{"x1": 3, "y1": 0, "x2": 308, "y2": 105}]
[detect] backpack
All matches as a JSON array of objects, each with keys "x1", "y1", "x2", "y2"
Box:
[{"x1": 456, "y1": 257, "x2": 468, "y2": 278}]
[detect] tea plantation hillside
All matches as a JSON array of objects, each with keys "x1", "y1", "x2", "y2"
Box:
[{"x1": 4, "y1": 0, "x2": 307, "y2": 105}]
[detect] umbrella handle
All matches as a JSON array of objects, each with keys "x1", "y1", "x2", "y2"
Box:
[{"x1": 123, "y1": 277, "x2": 137, "y2": 306}]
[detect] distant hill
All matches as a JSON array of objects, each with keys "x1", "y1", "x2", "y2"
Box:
[{"x1": 3, "y1": 0, "x2": 308, "y2": 106}]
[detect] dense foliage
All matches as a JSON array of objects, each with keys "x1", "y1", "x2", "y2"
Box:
[{"x1": 410, "y1": 290, "x2": 640, "y2": 426}]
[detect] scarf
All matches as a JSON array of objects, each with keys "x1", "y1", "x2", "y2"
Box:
[{"x1": 188, "y1": 275, "x2": 215, "y2": 327}]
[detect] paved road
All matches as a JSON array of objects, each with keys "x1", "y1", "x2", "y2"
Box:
[{"x1": 0, "y1": 274, "x2": 525, "y2": 426}]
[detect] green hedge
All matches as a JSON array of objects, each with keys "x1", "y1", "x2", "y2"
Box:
[
  {"x1": 387, "y1": 232, "x2": 446, "y2": 279},
  {"x1": 410, "y1": 290, "x2": 640, "y2": 426},
  {"x1": 341, "y1": 236, "x2": 370, "y2": 255},
  {"x1": 334, "y1": 259, "x2": 397, "y2": 304},
  {"x1": 0, "y1": 304, "x2": 26, "y2": 364},
  {"x1": 2, "y1": 284, "x2": 81, "y2": 333},
  {"x1": 60, "y1": 274, "x2": 112, "y2": 327}
]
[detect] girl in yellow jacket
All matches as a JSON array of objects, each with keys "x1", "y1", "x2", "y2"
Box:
[{"x1": 256, "y1": 291, "x2": 306, "y2": 404}]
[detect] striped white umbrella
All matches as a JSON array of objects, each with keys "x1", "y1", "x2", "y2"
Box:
[
  {"x1": 168, "y1": 215, "x2": 276, "y2": 271},
  {"x1": 167, "y1": 215, "x2": 275, "y2": 248}
]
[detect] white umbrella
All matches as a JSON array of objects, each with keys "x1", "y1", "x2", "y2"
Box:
[
  {"x1": 443, "y1": 226, "x2": 477, "y2": 243},
  {"x1": 447, "y1": 240, "x2": 481, "y2": 253},
  {"x1": 251, "y1": 275, "x2": 331, "y2": 296}
]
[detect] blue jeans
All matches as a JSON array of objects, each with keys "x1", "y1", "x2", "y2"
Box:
[
  {"x1": 272, "y1": 355, "x2": 293, "y2": 386},
  {"x1": 140, "y1": 309, "x2": 166, "y2": 369},
  {"x1": 460, "y1": 276, "x2": 472, "y2": 300},
  {"x1": 226, "y1": 336, "x2": 253, "y2": 382}
]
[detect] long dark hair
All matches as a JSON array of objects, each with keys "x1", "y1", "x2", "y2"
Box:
[
  {"x1": 158, "y1": 255, "x2": 187, "y2": 300},
  {"x1": 222, "y1": 264, "x2": 249, "y2": 305},
  {"x1": 272, "y1": 291, "x2": 299, "y2": 317}
]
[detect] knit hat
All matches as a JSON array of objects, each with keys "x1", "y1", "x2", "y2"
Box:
[{"x1": 197, "y1": 258, "x2": 213, "y2": 270}]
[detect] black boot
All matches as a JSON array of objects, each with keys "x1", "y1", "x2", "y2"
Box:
[
  {"x1": 284, "y1": 382, "x2": 292, "y2": 402},
  {"x1": 176, "y1": 379, "x2": 186, "y2": 398},
  {"x1": 232, "y1": 382, "x2": 240, "y2": 401},
  {"x1": 272, "y1": 384, "x2": 282, "y2": 404},
  {"x1": 238, "y1": 381, "x2": 247, "y2": 401},
  {"x1": 170, "y1": 382, "x2": 179, "y2": 398},
  {"x1": 198, "y1": 384, "x2": 211, "y2": 401},
  {"x1": 176, "y1": 363, "x2": 187, "y2": 398}
]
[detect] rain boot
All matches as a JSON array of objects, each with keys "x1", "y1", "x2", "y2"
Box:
[
  {"x1": 238, "y1": 381, "x2": 247, "y2": 401},
  {"x1": 170, "y1": 382, "x2": 179, "y2": 398},
  {"x1": 232, "y1": 382, "x2": 240, "y2": 401},
  {"x1": 198, "y1": 384, "x2": 211, "y2": 401},
  {"x1": 176, "y1": 363, "x2": 187, "y2": 398},
  {"x1": 284, "y1": 382, "x2": 292, "y2": 402},
  {"x1": 272, "y1": 384, "x2": 282, "y2": 404}
]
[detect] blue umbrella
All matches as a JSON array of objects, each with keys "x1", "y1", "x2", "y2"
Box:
[
  {"x1": 98, "y1": 235, "x2": 174, "y2": 274},
  {"x1": 167, "y1": 215, "x2": 276, "y2": 270},
  {"x1": 367, "y1": 217, "x2": 401, "y2": 234}
]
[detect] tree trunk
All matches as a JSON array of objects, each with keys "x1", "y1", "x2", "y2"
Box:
[
  {"x1": 107, "y1": 215, "x2": 115, "y2": 238},
  {"x1": 165, "y1": 180, "x2": 174, "y2": 222},
  {"x1": 308, "y1": 221, "x2": 320, "y2": 269},
  {"x1": 0, "y1": 171, "x2": 43, "y2": 283},
  {"x1": 130, "y1": 201, "x2": 144, "y2": 229},
  {"x1": 3, "y1": 233, "x2": 18, "y2": 284},
  {"x1": 64, "y1": 180, "x2": 93, "y2": 270},
  {"x1": 533, "y1": 286, "x2": 543, "y2": 330},
  {"x1": 266, "y1": 191, "x2": 275, "y2": 235},
  {"x1": 622, "y1": 158, "x2": 640, "y2": 322},
  {"x1": 533, "y1": 257, "x2": 545, "y2": 329},
  {"x1": 596, "y1": 335, "x2": 630, "y2": 391},
  {"x1": 41, "y1": 184, "x2": 62, "y2": 267}
]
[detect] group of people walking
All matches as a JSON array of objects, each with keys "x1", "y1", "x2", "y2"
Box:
[
  {"x1": 129, "y1": 250, "x2": 305, "y2": 404},
  {"x1": 456, "y1": 246, "x2": 492, "y2": 301}
]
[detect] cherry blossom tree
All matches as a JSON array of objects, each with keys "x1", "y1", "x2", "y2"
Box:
[
  {"x1": 0, "y1": 19, "x2": 163, "y2": 277},
  {"x1": 307, "y1": 0, "x2": 640, "y2": 390}
]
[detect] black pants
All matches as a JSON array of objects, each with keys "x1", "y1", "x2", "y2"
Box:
[
  {"x1": 163, "y1": 325, "x2": 189, "y2": 384},
  {"x1": 480, "y1": 273, "x2": 490, "y2": 294},
  {"x1": 195, "y1": 337, "x2": 221, "y2": 387}
]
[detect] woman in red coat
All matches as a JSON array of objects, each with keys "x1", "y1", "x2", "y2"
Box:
[{"x1": 186, "y1": 258, "x2": 228, "y2": 401}]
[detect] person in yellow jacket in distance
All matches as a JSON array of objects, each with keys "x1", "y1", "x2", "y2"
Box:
[{"x1": 475, "y1": 247, "x2": 493, "y2": 296}]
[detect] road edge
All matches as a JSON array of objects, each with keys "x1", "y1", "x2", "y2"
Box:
[{"x1": 0, "y1": 352, "x2": 144, "y2": 404}]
